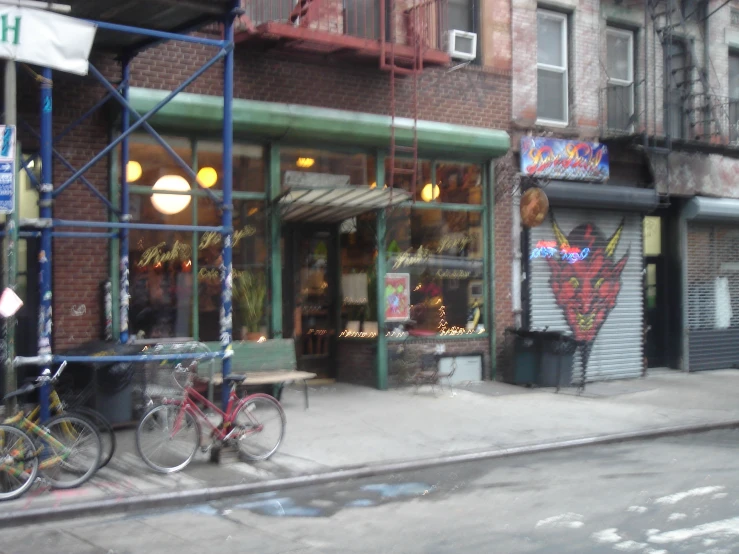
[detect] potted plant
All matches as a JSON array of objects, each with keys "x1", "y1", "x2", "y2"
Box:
[{"x1": 233, "y1": 270, "x2": 267, "y2": 341}]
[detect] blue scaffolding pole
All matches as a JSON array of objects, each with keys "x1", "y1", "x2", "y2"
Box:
[{"x1": 19, "y1": 5, "x2": 239, "y2": 420}]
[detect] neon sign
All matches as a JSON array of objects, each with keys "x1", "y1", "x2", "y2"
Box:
[{"x1": 530, "y1": 240, "x2": 589, "y2": 264}]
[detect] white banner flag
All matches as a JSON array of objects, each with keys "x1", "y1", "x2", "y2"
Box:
[{"x1": 0, "y1": 7, "x2": 97, "y2": 76}]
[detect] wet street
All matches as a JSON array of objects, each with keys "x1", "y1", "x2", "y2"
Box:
[{"x1": 4, "y1": 429, "x2": 739, "y2": 554}]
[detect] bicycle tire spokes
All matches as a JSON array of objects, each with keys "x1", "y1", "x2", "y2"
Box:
[{"x1": 0, "y1": 425, "x2": 39, "y2": 501}]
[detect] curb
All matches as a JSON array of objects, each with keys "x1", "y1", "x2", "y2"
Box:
[{"x1": 2, "y1": 419, "x2": 738, "y2": 527}]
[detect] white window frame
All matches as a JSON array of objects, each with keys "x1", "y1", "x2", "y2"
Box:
[
  {"x1": 606, "y1": 27, "x2": 635, "y2": 132},
  {"x1": 536, "y1": 9, "x2": 569, "y2": 127}
]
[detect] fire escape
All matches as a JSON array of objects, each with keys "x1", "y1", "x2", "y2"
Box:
[
  {"x1": 234, "y1": 0, "x2": 449, "y2": 193},
  {"x1": 602, "y1": 0, "x2": 735, "y2": 151}
]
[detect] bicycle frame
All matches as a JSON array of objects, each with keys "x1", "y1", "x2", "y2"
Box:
[
  {"x1": 3, "y1": 412, "x2": 71, "y2": 470},
  {"x1": 164, "y1": 380, "x2": 263, "y2": 443}
]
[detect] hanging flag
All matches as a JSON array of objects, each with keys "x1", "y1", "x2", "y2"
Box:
[{"x1": 0, "y1": 7, "x2": 97, "y2": 76}]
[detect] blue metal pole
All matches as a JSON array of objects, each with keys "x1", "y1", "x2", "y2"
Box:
[
  {"x1": 84, "y1": 20, "x2": 228, "y2": 48},
  {"x1": 38, "y1": 68, "x2": 53, "y2": 422},
  {"x1": 120, "y1": 58, "x2": 131, "y2": 345},
  {"x1": 54, "y1": 51, "x2": 226, "y2": 196},
  {"x1": 85, "y1": 63, "x2": 224, "y2": 207},
  {"x1": 221, "y1": 2, "x2": 237, "y2": 410}
]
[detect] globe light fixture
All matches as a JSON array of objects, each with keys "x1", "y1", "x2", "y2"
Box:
[
  {"x1": 196, "y1": 166, "x2": 218, "y2": 188},
  {"x1": 151, "y1": 175, "x2": 191, "y2": 215},
  {"x1": 126, "y1": 161, "x2": 142, "y2": 183},
  {"x1": 296, "y1": 157, "x2": 315, "y2": 168},
  {"x1": 421, "y1": 182, "x2": 440, "y2": 202}
]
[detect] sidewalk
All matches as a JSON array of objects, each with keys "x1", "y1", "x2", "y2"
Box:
[{"x1": 3, "y1": 368, "x2": 739, "y2": 520}]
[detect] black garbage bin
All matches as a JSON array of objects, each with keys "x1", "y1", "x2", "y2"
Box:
[
  {"x1": 507, "y1": 328, "x2": 542, "y2": 385},
  {"x1": 538, "y1": 332, "x2": 577, "y2": 388}
]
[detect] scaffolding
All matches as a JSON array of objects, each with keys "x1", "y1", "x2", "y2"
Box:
[{"x1": 1, "y1": 0, "x2": 241, "y2": 420}]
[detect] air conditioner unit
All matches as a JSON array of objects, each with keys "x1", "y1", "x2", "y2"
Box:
[{"x1": 446, "y1": 30, "x2": 477, "y2": 61}]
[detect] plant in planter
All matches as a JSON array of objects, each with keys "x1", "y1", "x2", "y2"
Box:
[{"x1": 233, "y1": 270, "x2": 267, "y2": 341}]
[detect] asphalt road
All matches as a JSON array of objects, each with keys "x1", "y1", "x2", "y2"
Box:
[{"x1": 4, "y1": 429, "x2": 739, "y2": 554}]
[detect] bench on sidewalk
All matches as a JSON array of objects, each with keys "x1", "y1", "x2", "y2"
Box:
[{"x1": 197, "y1": 339, "x2": 316, "y2": 409}]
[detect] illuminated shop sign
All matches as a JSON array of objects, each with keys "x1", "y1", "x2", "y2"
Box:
[
  {"x1": 530, "y1": 240, "x2": 589, "y2": 264},
  {"x1": 520, "y1": 137, "x2": 609, "y2": 182}
]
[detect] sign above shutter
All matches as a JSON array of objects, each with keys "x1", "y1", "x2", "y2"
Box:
[{"x1": 0, "y1": 7, "x2": 96, "y2": 75}]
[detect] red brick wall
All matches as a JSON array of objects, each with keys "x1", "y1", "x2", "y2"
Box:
[{"x1": 13, "y1": 38, "x2": 514, "y2": 365}]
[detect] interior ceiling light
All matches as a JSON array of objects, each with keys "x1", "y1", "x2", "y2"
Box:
[
  {"x1": 297, "y1": 157, "x2": 315, "y2": 168},
  {"x1": 151, "y1": 175, "x2": 192, "y2": 215},
  {"x1": 126, "y1": 161, "x2": 142, "y2": 183},
  {"x1": 421, "y1": 183, "x2": 440, "y2": 203},
  {"x1": 197, "y1": 166, "x2": 218, "y2": 188}
]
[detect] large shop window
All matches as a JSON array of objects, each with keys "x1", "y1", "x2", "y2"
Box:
[
  {"x1": 388, "y1": 159, "x2": 482, "y2": 205},
  {"x1": 386, "y1": 206, "x2": 485, "y2": 335},
  {"x1": 280, "y1": 149, "x2": 374, "y2": 187},
  {"x1": 127, "y1": 137, "x2": 267, "y2": 341}
]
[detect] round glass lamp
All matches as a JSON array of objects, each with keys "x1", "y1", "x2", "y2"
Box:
[
  {"x1": 151, "y1": 175, "x2": 191, "y2": 215},
  {"x1": 421, "y1": 182, "x2": 440, "y2": 202},
  {"x1": 126, "y1": 161, "x2": 142, "y2": 183},
  {"x1": 197, "y1": 167, "x2": 218, "y2": 188}
]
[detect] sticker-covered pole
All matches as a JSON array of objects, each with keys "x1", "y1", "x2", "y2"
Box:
[
  {"x1": 120, "y1": 58, "x2": 131, "y2": 344},
  {"x1": 220, "y1": 2, "x2": 237, "y2": 410},
  {"x1": 38, "y1": 67, "x2": 53, "y2": 422}
]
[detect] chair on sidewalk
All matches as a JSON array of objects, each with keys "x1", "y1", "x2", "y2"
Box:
[{"x1": 412, "y1": 354, "x2": 457, "y2": 395}]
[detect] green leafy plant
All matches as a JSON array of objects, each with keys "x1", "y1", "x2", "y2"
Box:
[{"x1": 233, "y1": 270, "x2": 267, "y2": 334}]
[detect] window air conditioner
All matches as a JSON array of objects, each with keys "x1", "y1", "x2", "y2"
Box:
[{"x1": 446, "y1": 30, "x2": 477, "y2": 61}]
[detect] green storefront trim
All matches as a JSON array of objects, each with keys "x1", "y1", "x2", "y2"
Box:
[{"x1": 128, "y1": 88, "x2": 510, "y2": 161}]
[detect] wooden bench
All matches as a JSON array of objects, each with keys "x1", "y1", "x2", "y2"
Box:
[{"x1": 199, "y1": 339, "x2": 316, "y2": 409}]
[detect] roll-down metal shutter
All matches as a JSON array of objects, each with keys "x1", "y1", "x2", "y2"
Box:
[
  {"x1": 528, "y1": 209, "x2": 644, "y2": 381},
  {"x1": 685, "y1": 222, "x2": 739, "y2": 371}
]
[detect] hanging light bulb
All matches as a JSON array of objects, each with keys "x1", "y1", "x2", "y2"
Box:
[
  {"x1": 197, "y1": 166, "x2": 218, "y2": 188},
  {"x1": 151, "y1": 175, "x2": 191, "y2": 215},
  {"x1": 421, "y1": 183, "x2": 440, "y2": 202},
  {"x1": 126, "y1": 161, "x2": 142, "y2": 183}
]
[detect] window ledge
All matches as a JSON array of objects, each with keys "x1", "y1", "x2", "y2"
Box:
[{"x1": 535, "y1": 119, "x2": 570, "y2": 129}]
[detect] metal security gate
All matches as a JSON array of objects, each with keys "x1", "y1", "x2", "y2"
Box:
[
  {"x1": 686, "y1": 223, "x2": 739, "y2": 370},
  {"x1": 527, "y1": 209, "x2": 644, "y2": 381}
]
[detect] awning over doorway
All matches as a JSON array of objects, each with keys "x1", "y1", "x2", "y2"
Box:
[{"x1": 279, "y1": 186, "x2": 412, "y2": 222}]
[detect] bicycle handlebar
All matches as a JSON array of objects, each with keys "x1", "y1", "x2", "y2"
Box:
[{"x1": 35, "y1": 360, "x2": 67, "y2": 387}]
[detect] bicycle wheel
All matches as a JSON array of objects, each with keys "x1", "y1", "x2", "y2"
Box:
[
  {"x1": 38, "y1": 414, "x2": 102, "y2": 489},
  {"x1": 0, "y1": 425, "x2": 38, "y2": 501},
  {"x1": 136, "y1": 404, "x2": 200, "y2": 474},
  {"x1": 231, "y1": 393, "x2": 286, "y2": 461},
  {"x1": 70, "y1": 407, "x2": 116, "y2": 469}
]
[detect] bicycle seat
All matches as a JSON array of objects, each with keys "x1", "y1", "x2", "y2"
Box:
[
  {"x1": 2, "y1": 383, "x2": 36, "y2": 401},
  {"x1": 223, "y1": 374, "x2": 247, "y2": 383}
]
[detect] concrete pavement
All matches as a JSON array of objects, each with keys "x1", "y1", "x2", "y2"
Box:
[{"x1": 2, "y1": 368, "x2": 739, "y2": 523}]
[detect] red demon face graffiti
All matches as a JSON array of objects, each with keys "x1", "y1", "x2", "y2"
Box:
[{"x1": 546, "y1": 217, "x2": 629, "y2": 343}]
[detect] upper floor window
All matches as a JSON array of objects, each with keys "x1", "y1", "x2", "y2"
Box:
[
  {"x1": 449, "y1": 0, "x2": 474, "y2": 33},
  {"x1": 730, "y1": 52, "x2": 739, "y2": 142},
  {"x1": 537, "y1": 9, "x2": 568, "y2": 125},
  {"x1": 606, "y1": 27, "x2": 635, "y2": 132},
  {"x1": 664, "y1": 39, "x2": 691, "y2": 140}
]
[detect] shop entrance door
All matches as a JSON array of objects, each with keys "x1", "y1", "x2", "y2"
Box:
[
  {"x1": 643, "y1": 215, "x2": 667, "y2": 368},
  {"x1": 282, "y1": 223, "x2": 338, "y2": 379}
]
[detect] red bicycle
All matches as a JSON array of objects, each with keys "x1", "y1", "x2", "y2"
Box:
[{"x1": 135, "y1": 361, "x2": 286, "y2": 473}]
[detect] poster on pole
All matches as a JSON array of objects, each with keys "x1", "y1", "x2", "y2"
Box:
[
  {"x1": 0, "y1": 7, "x2": 97, "y2": 76},
  {"x1": 0, "y1": 125, "x2": 15, "y2": 214}
]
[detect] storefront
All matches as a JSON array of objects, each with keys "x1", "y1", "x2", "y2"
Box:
[
  {"x1": 520, "y1": 137, "x2": 660, "y2": 382},
  {"x1": 683, "y1": 197, "x2": 739, "y2": 371},
  {"x1": 120, "y1": 88, "x2": 509, "y2": 388}
]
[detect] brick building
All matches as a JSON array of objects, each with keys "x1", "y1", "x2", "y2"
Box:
[
  {"x1": 1, "y1": 0, "x2": 517, "y2": 400},
  {"x1": 507, "y1": 0, "x2": 739, "y2": 381}
]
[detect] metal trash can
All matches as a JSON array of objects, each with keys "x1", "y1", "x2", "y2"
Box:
[{"x1": 538, "y1": 332, "x2": 577, "y2": 388}]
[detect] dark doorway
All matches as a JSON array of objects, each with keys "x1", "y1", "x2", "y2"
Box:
[
  {"x1": 643, "y1": 216, "x2": 668, "y2": 368},
  {"x1": 282, "y1": 223, "x2": 339, "y2": 379}
]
